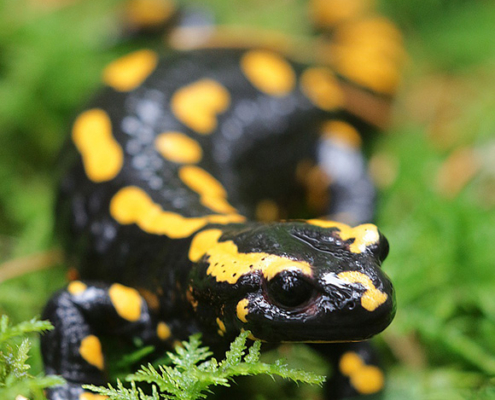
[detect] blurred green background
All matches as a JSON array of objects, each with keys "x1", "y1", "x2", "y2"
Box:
[{"x1": 1, "y1": 0, "x2": 495, "y2": 398}]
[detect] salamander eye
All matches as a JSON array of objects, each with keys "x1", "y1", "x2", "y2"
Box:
[{"x1": 266, "y1": 270, "x2": 315, "y2": 309}]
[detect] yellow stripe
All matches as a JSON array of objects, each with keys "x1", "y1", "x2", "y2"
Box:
[
  {"x1": 179, "y1": 166, "x2": 237, "y2": 214},
  {"x1": 337, "y1": 271, "x2": 387, "y2": 311},
  {"x1": 189, "y1": 229, "x2": 224, "y2": 262},
  {"x1": 110, "y1": 186, "x2": 245, "y2": 239},
  {"x1": 306, "y1": 220, "x2": 380, "y2": 254},
  {"x1": 189, "y1": 228, "x2": 313, "y2": 284}
]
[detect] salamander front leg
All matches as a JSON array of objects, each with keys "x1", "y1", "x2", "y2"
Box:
[
  {"x1": 317, "y1": 120, "x2": 376, "y2": 225},
  {"x1": 41, "y1": 281, "x2": 166, "y2": 400},
  {"x1": 312, "y1": 342, "x2": 385, "y2": 400}
]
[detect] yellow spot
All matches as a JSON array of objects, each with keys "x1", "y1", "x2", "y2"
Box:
[
  {"x1": 157, "y1": 322, "x2": 172, "y2": 340},
  {"x1": 339, "y1": 351, "x2": 362, "y2": 375},
  {"x1": 216, "y1": 317, "x2": 226, "y2": 336},
  {"x1": 110, "y1": 186, "x2": 245, "y2": 239},
  {"x1": 202, "y1": 236, "x2": 313, "y2": 284},
  {"x1": 337, "y1": 271, "x2": 388, "y2": 311},
  {"x1": 309, "y1": 0, "x2": 375, "y2": 27},
  {"x1": 332, "y1": 45, "x2": 400, "y2": 95},
  {"x1": 255, "y1": 199, "x2": 279, "y2": 222},
  {"x1": 189, "y1": 229, "x2": 224, "y2": 262},
  {"x1": 241, "y1": 50, "x2": 295, "y2": 96},
  {"x1": 72, "y1": 109, "x2": 123, "y2": 182},
  {"x1": 79, "y1": 393, "x2": 109, "y2": 400},
  {"x1": 102, "y1": 49, "x2": 158, "y2": 92},
  {"x1": 339, "y1": 351, "x2": 384, "y2": 395},
  {"x1": 331, "y1": 17, "x2": 404, "y2": 94},
  {"x1": 125, "y1": 0, "x2": 175, "y2": 29},
  {"x1": 186, "y1": 286, "x2": 199, "y2": 310},
  {"x1": 79, "y1": 335, "x2": 104, "y2": 370},
  {"x1": 216, "y1": 317, "x2": 226, "y2": 332},
  {"x1": 236, "y1": 298, "x2": 250, "y2": 323},
  {"x1": 109, "y1": 283, "x2": 143, "y2": 322},
  {"x1": 334, "y1": 17, "x2": 402, "y2": 54},
  {"x1": 155, "y1": 132, "x2": 203, "y2": 164},
  {"x1": 171, "y1": 79, "x2": 230, "y2": 134},
  {"x1": 350, "y1": 365, "x2": 385, "y2": 394},
  {"x1": 68, "y1": 280, "x2": 87, "y2": 295},
  {"x1": 306, "y1": 220, "x2": 380, "y2": 253},
  {"x1": 179, "y1": 165, "x2": 237, "y2": 214},
  {"x1": 300, "y1": 67, "x2": 344, "y2": 111},
  {"x1": 321, "y1": 120, "x2": 362, "y2": 148},
  {"x1": 345, "y1": 224, "x2": 380, "y2": 254}
]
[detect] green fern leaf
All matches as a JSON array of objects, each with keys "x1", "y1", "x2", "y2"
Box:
[{"x1": 86, "y1": 330, "x2": 325, "y2": 400}]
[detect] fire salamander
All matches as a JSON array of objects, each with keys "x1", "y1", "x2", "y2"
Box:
[{"x1": 41, "y1": 0, "x2": 403, "y2": 399}]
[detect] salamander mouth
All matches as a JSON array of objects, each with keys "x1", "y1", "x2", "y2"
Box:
[
  {"x1": 257, "y1": 313, "x2": 394, "y2": 343},
  {"x1": 245, "y1": 283, "x2": 396, "y2": 343}
]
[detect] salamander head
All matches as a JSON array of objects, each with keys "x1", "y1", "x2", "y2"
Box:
[{"x1": 188, "y1": 220, "x2": 395, "y2": 343}]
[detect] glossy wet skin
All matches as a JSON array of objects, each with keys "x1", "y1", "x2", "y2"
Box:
[
  {"x1": 188, "y1": 221, "x2": 395, "y2": 343},
  {"x1": 49, "y1": 47, "x2": 397, "y2": 373},
  {"x1": 42, "y1": 23, "x2": 402, "y2": 400}
]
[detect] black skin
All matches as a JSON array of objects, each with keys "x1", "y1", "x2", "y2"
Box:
[
  {"x1": 189, "y1": 222, "x2": 394, "y2": 345},
  {"x1": 42, "y1": 48, "x2": 395, "y2": 400}
]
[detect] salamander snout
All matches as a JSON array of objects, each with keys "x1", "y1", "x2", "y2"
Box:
[
  {"x1": 229, "y1": 221, "x2": 395, "y2": 343},
  {"x1": 188, "y1": 221, "x2": 395, "y2": 343},
  {"x1": 239, "y1": 265, "x2": 395, "y2": 343}
]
